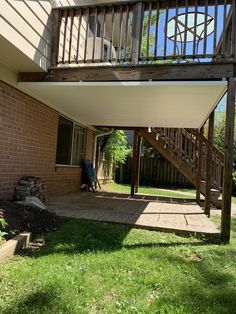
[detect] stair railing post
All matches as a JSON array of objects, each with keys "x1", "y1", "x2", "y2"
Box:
[
  {"x1": 205, "y1": 111, "x2": 215, "y2": 217},
  {"x1": 196, "y1": 127, "x2": 204, "y2": 204},
  {"x1": 221, "y1": 78, "x2": 235, "y2": 243}
]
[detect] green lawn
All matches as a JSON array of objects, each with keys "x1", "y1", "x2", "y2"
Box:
[
  {"x1": 103, "y1": 183, "x2": 196, "y2": 199},
  {"x1": 0, "y1": 218, "x2": 236, "y2": 314},
  {"x1": 103, "y1": 183, "x2": 236, "y2": 204}
]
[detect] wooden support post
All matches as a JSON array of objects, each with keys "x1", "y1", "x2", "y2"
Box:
[
  {"x1": 196, "y1": 127, "x2": 203, "y2": 204},
  {"x1": 131, "y1": 128, "x2": 140, "y2": 196},
  {"x1": 131, "y1": 2, "x2": 143, "y2": 64},
  {"x1": 51, "y1": 9, "x2": 61, "y2": 67},
  {"x1": 221, "y1": 78, "x2": 235, "y2": 243},
  {"x1": 205, "y1": 111, "x2": 214, "y2": 217},
  {"x1": 135, "y1": 135, "x2": 142, "y2": 193}
]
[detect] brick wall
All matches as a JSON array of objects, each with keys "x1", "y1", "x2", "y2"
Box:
[{"x1": 0, "y1": 81, "x2": 95, "y2": 200}]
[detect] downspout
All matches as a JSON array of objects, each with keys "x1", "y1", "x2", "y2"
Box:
[{"x1": 93, "y1": 128, "x2": 114, "y2": 171}]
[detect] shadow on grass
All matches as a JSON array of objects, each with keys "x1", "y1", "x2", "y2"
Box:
[
  {"x1": 25, "y1": 219, "x2": 214, "y2": 258},
  {"x1": 2, "y1": 287, "x2": 57, "y2": 314},
  {"x1": 5, "y1": 218, "x2": 236, "y2": 314}
]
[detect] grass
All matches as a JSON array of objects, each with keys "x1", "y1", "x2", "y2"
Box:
[
  {"x1": 103, "y1": 183, "x2": 236, "y2": 205},
  {"x1": 103, "y1": 183, "x2": 196, "y2": 199},
  {"x1": 0, "y1": 217, "x2": 236, "y2": 314}
]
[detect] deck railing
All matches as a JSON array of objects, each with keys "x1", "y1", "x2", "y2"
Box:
[{"x1": 51, "y1": 0, "x2": 235, "y2": 67}]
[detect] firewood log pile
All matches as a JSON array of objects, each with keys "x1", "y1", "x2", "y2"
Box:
[{"x1": 13, "y1": 176, "x2": 48, "y2": 204}]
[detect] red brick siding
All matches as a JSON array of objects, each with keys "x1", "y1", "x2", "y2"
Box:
[{"x1": 0, "y1": 81, "x2": 95, "y2": 200}]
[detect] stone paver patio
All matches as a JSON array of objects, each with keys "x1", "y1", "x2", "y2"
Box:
[{"x1": 48, "y1": 192, "x2": 220, "y2": 238}]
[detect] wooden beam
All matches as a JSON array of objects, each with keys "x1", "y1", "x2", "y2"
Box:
[
  {"x1": 205, "y1": 111, "x2": 215, "y2": 216},
  {"x1": 131, "y1": 128, "x2": 139, "y2": 196},
  {"x1": 196, "y1": 127, "x2": 204, "y2": 204},
  {"x1": 221, "y1": 77, "x2": 235, "y2": 243},
  {"x1": 19, "y1": 63, "x2": 234, "y2": 82},
  {"x1": 135, "y1": 135, "x2": 142, "y2": 193}
]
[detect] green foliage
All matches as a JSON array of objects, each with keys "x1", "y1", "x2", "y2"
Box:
[
  {"x1": 214, "y1": 112, "x2": 236, "y2": 166},
  {"x1": 140, "y1": 12, "x2": 157, "y2": 59},
  {"x1": 213, "y1": 111, "x2": 236, "y2": 195},
  {"x1": 141, "y1": 138, "x2": 159, "y2": 157},
  {"x1": 103, "y1": 130, "x2": 132, "y2": 165},
  {"x1": 0, "y1": 218, "x2": 8, "y2": 244}
]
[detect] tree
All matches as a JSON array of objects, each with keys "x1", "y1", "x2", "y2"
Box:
[
  {"x1": 213, "y1": 110, "x2": 236, "y2": 194},
  {"x1": 98, "y1": 130, "x2": 132, "y2": 165}
]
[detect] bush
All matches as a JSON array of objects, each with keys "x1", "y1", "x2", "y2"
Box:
[{"x1": 0, "y1": 218, "x2": 8, "y2": 244}]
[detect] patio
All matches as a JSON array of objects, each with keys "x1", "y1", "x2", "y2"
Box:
[{"x1": 47, "y1": 191, "x2": 220, "y2": 239}]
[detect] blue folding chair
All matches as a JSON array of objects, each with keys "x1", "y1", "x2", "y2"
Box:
[{"x1": 83, "y1": 160, "x2": 101, "y2": 192}]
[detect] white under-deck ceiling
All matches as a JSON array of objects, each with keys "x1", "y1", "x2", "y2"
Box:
[{"x1": 19, "y1": 81, "x2": 227, "y2": 128}]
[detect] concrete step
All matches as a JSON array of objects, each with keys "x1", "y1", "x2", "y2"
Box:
[{"x1": 200, "y1": 181, "x2": 222, "y2": 209}]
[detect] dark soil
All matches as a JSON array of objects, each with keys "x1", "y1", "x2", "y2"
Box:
[{"x1": 0, "y1": 200, "x2": 67, "y2": 240}]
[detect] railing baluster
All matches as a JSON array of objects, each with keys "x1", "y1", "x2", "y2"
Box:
[
  {"x1": 124, "y1": 5, "x2": 130, "y2": 61},
  {"x1": 68, "y1": 9, "x2": 74, "y2": 64},
  {"x1": 173, "y1": 0, "x2": 179, "y2": 58},
  {"x1": 222, "y1": 0, "x2": 227, "y2": 57},
  {"x1": 75, "y1": 9, "x2": 82, "y2": 63},
  {"x1": 100, "y1": 7, "x2": 106, "y2": 62},
  {"x1": 203, "y1": 0, "x2": 208, "y2": 57},
  {"x1": 164, "y1": 0, "x2": 169, "y2": 59},
  {"x1": 109, "y1": 6, "x2": 115, "y2": 62},
  {"x1": 193, "y1": 0, "x2": 198, "y2": 58},
  {"x1": 183, "y1": 0, "x2": 188, "y2": 58},
  {"x1": 118, "y1": 5, "x2": 123, "y2": 62},
  {"x1": 146, "y1": 2, "x2": 152, "y2": 60},
  {"x1": 83, "y1": 8, "x2": 90, "y2": 62},
  {"x1": 213, "y1": 0, "x2": 218, "y2": 57},
  {"x1": 62, "y1": 10, "x2": 68, "y2": 64},
  {"x1": 92, "y1": 7, "x2": 98, "y2": 62},
  {"x1": 154, "y1": 1, "x2": 160, "y2": 59}
]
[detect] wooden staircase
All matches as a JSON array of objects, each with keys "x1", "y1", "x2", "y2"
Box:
[{"x1": 140, "y1": 128, "x2": 224, "y2": 208}]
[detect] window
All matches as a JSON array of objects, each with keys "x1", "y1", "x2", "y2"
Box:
[{"x1": 56, "y1": 116, "x2": 85, "y2": 166}]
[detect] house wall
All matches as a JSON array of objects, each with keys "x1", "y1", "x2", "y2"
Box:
[
  {"x1": 0, "y1": 0, "x2": 52, "y2": 71},
  {"x1": 0, "y1": 80, "x2": 95, "y2": 200}
]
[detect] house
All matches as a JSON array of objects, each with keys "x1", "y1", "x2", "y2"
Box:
[{"x1": 0, "y1": 0, "x2": 235, "y2": 242}]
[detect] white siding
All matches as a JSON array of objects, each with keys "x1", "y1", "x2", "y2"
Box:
[
  {"x1": 0, "y1": 0, "x2": 52, "y2": 71},
  {"x1": 55, "y1": 0, "x2": 133, "y2": 6}
]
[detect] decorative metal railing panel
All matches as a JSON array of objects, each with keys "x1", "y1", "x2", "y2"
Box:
[{"x1": 51, "y1": 0, "x2": 234, "y2": 66}]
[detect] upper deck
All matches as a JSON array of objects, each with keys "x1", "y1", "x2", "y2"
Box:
[{"x1": 51, "y1": 0, "x2": 235, "y2": 68}]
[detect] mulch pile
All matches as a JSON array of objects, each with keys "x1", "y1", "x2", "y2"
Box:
[{"x1": 0, "y1": 200, "x2": 66, "y2": 240}]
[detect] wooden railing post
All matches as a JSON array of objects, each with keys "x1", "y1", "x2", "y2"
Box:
[
  {"x1": 221, "y1": 78, "x2": 235, "y2": 243},
  {"x1": 205, "y1": 111, "x2": 214, "y2": 217},
  {"x1": 51, "y1": 9, "x2": 61, "y2": 67},
  {"x1": 131, "y1": 2, "x2": 143, "y2": 64},
  {"x1": 135, "y1": 134, "x2": 142, "y2": 193},
  {"x1": 232, "y1": 0, "x2": 236, "y2": 61},
  {"x1": 196, "y1": 127, "x2": 203, "y2": 204},
  {"x1": 131, "y1": 128, "x2": 141, "y2": 195}
]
